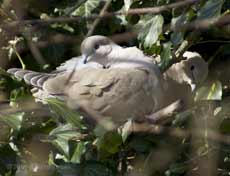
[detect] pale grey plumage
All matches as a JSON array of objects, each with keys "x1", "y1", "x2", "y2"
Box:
[
  {"x1": 7, "y1": 35, "x2": 208, "y2": 125},
  {"x1": 162, "y1": 51, "x2": 208, "y2": 108}
]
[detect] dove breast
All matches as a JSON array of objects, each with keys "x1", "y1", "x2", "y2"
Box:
[{"x1": 43, "y1": 68, "x2": 163, "y2": 124}]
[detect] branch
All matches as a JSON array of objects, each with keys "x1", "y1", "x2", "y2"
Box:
[
  {"x1": 1, "y1": 0, "x2": 199, "y2": 28},
  {"x1": 171, "y1": 15, "x2": 230, "y2": 32},
  {"x1": 145, "y1": 100, "x2": 184, "y2": 124},
  {"x1": 86, "y1": 0, "x2": 113, "y2": 37},
  {"x1": 131, "y1": 123, "x2": 230, "y2": 145}
]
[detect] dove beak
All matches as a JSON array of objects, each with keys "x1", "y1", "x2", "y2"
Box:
[
  {"x1": 83, "y1": 54, "x2": 89, "y2": 64},
  {"x1": 190, "y1": 83, "x2": 196, "y2": 92}
]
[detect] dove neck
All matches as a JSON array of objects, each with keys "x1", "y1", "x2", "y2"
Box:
[
  {"x1": 161, "y1": 66, "x2": 193, "y2": 109},
  {"x1": 163, "y1": 63, "x2": 187, "y2": 84}
]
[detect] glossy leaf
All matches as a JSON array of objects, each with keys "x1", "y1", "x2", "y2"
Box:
[
  {"x1": 72, "y1": 0, "x2": 100, "y2": 17},
  {"x1": 70, "y1": 141, "x2": 87, "y2": 163},
  {"x1": 49, "y1": 124, "x2": 82, "y2": 158},
  {"x1": 97, "y1": 131, "x2": 122, "y2": 155},
  {"x1": 198, "y1": 0, "x2": 224, "y2": 19},
  {"x1": 0, "y1": 112, "x2": 24, "y2": 131},
  {"x1": 195, "y1": 81, "x2": 222, "y2": 101},
  {"x1": 46, "y1": 98, "x2": 84, "y2": 128},
  {"x1": 159, "y1": 42, "x2": 172, "y2": 70},
  {"x1": 136, "y1": 15, "x2": 164, "y2": 48}
]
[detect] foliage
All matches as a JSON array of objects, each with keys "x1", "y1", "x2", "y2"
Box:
[{"x1": 0, "y1": 0, "x2": 229, "y2": 175}]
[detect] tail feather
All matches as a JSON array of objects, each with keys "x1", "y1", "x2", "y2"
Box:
[
  {"x1": 23, "y1": 72, "x2": 41, "y2": 85},
  {"x1": 30, "y1": 74, "x2": 45, "y2": 87},
  {"x1": 7, "y1": 68, "x2": 56, "y2": 88},
  {"x1": 14, "y1": 70, "x2": 33, "y2": 80},
  {"x1": 7, "y1": 68, "x2": 21, "y2": 75},
  {"x1": 37, "y1": 75, "x2": 51, "y2": 87}
]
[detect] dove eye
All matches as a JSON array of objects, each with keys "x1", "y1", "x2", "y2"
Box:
[
  {"x1": 94, "y1": 44, "x2": 100, "y2": 49},
  {"x1": 190, "y1": 65, "x2": 195, "y2": 71}
]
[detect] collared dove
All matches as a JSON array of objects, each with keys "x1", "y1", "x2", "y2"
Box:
[
  {"x1": 7, "y1": 35, "x2": 208, "y2": 125},
  {"x1": 162, "y1": 51, "x2": 208, "y2": 108}
]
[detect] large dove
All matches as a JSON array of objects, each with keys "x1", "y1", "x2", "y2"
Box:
[{"x1": 7, "y1": 35, "x2": 208, "y2": 124}]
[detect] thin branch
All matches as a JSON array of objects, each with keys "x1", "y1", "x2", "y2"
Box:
[
  {"x1": 24, "y1": 36, "x2": 47, "y2": 66},
  {"x1": 131, "y1": 122, "x2": 230, "y2": 145},
  {"x1": 145, "y1": 100, "x2": 184, "y2": 123},
  {"x1": 12, "y1": 44, "x2": 26, "y2": 69},
  {"x1": 171, "y1": 15, "x2": 230, "y2": 32},
  {"x1": 109, "y1": 31, "x2": 137, "y2": 44},
  {"x1": 1, "y1": 0, "x2": 199, "y2": 28},
  {"x1": 87, "y1": 0, "x2": 113, "y2": 37}
]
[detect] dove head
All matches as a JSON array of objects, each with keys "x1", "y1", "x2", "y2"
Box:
[
  {"x1": 183, "y1": 52, "x2": 208, "y2": 90},
  {"x1": 165, "y1": 52, "x2": 208, "y2": 91},
  {"x1": 80, "y1": 35, "x2": 114, "y2": 64}
]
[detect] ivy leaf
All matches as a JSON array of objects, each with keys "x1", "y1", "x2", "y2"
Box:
[
  {"x1": 97, "y1": 131, "x2": 122, "y2": 156},
  {"x1": 49, "y1": 124, "x2": 83, "y2": 158},
  {"x1": 46, "y1": 98, "x2": 84, "y2": 129},
  {"x1": 159, "y1": 42, "x2": 172, "y2": 70},
  {"x1": 70, "y1": 141, "x2": 87, "y2": 163},
  {"x1": 72, "y1": 0, "x2": 101, "y2": 17},
  {"x1": 0, "y1": 112, "x2": 24, "y2": 131},
  {"x1": 195, "y1": 81, "x2": 222, "y2": 101},
  {"x1": 198, "y1": 0, "x2": 224, "y2": 19},
  {"x1": 170, "y1": 13, "x2": 187, "y2": 46},
  {"x1": 136, "y1": 15, "x2": 164, "y2": 48}
]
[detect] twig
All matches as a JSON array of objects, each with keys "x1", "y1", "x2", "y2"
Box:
[
  {"x1": 131, "y1": 123, "x2": 230, "y2": 145},
  {"x1": 12, "y1": 45, "x2": 26, "y2": 69},
  {"x1": 87, "y1": 0, "x2": 113, "y2": 37},
  {"x1": 25, "y1": 37, "x2": 47, "y2": 66},
  {"x1": 109, "y1": 31, "x2": 137, "y2": 44},
  {"x1": 145, "y1": 100, "x2": 184, "y2": 123},
  {"x1": 1, "y1": 0, "x2": 199, "y2": 28},
  {"x1": 171, "y1": 15, "x2": 230, "y2": 32}
]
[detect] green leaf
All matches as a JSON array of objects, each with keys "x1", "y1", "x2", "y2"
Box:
[
  {"x1": 51, "y1": 23, "x2": 75, "y2": 33},
  {"x1": 49, "y1": 124, "x2": 82, "y2": 158},
  {"x1": 170, "y1": 32, "x2": 184, "y2": 47},
  {"x1": 159, "y1": 42, "x2": 172, "y2": 70},
  {"x1": 57, "y1": 161, "x2": 114, "y2": 176},
  {"x1": 136, "y1": 15, "x2": 164, "y2": 48},
  {"x1": 53, "y1": 0, "x2": 87, "y2": 16},
  {"x1": 10, "y1": 87, "x2": 28, "y2": 106},
  {"x1": 46, "y1": 98, "x2": 84, "y2": 128},
  {"x1": 198, "y1": 0, "x2": 224, "y2": 20},
  {"x1": 0, "y1": 112, "x2": 24, "y2": 131},
  {"x1": 121, "y1": 120, "x2": 132, "y2": 142},
  {"x1": 170, "y1": 13, "x2": 187, "y2": 46},
  {"x1": 72, "y1": 0, "x2": 100, "y2": 17},
  {"x1": 195, "y1": 81, "x2": 222, "y2": 101},
  {"x1": 97, "y1": 131, "x2": 122, "y2": 155},
  {"x1": 70, "y1": 141, "x2": 87, "y2": 163}
]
